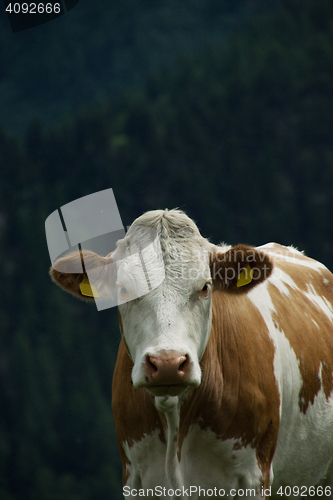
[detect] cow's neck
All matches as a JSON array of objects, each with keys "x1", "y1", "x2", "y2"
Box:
[
  {"x1": 176, "y1": 289, "x2": 279, "y2": 493},
  {"x1": 155, "y1": 395, "x2": 183, "y2": 493}
]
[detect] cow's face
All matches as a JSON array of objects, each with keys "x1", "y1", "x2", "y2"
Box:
[
  {"x1": 114, "y1": 213, "x2": 273, "y2": 399},
  {"x1": 117, "y1": 241, "x2": 214, "y2": 397},
  {"x1": 50, "y1": 209, "x2": 273, "y2": 401}
]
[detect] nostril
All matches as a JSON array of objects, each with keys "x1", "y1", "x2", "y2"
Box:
[
  {"x1": 178, "y1": 355, "x2": 189, "y2": 373},
  {"x1": 147, "y1": 356, "x2": 158, "y2": 372}
]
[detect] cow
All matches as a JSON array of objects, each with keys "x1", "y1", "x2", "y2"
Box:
[{"x1": 50, "y1": 209, "x2": 333, "y2": 500}]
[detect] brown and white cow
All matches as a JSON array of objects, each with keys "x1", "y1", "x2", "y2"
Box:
[{"x1": 50, "y1": 209, "x2": 333, "y2": 499}]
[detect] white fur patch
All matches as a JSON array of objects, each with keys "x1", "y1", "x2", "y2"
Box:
[
  {"x1": 123, "y1": 426, "x2": 264, "y2": 497},
  {"x1": 304, "y1": 284, "x2": 333, "y2": 322},
  {"x1": 248, "y1": 283, "x2": 333, "y2": 492}
]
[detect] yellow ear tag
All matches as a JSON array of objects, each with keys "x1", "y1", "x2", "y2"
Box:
[
  {"x1": 237, "y1": 264, "x2": 253, "y2": 287},
  {"x1": 79, "y1": 277, "x2": 99, "y2": 297}
]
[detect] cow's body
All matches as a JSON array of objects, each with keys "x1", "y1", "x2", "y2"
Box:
[{"x1": 50, "y1": 210, "x2": 333, "y2": 500}]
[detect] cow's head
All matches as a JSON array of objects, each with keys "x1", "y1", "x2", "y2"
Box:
[{"x1": 50, "y1": 209, "x2": 273, "y2": 402}]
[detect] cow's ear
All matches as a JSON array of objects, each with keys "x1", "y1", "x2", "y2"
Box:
[
  {"x1": 49, "y1": 250, "x2": 111, "y2": 301},
  {"x1": 210, "y1": 244, "x2": 273, "y2": 293}
]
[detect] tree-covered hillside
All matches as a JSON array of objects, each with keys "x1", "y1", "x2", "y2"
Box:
[
  {"x1": 0, "y1": 0, "x2": 278, "y2": 135},
  {"x1": 0, "y1": 0, "x2": 332, "y2": 498}
]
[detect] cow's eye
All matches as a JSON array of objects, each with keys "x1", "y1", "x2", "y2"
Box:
[{"x1": 199, "y1": 282, "x2": 211, "y2": 298}]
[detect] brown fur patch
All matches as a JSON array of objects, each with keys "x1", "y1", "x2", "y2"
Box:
[
  {"x1": 177, "y1": 290, "x2": 280, "y2": 477},
  {"x1": 111, "y1": 338, "x2": 166, "y2": 484},
  {"x1": 211, "y1": 244, "x2": 273, "y2": 294}
]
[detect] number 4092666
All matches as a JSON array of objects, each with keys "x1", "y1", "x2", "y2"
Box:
[
  {"x1": 5, "y1": 3, "x2": 61, "y2": 14},
  {"x1": 276, "y1": 485, "x2": 331, "y2": 496}
]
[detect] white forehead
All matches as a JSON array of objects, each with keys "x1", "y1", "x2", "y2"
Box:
[
  {"x1": 116, "y1": 230, "x2": 165, "y2": 300},
  {"x1": 115, "y1": 209, "x2": 212, "y2": 297}
]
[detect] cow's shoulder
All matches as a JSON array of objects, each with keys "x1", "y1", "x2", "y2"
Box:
[
  {"x1": 257, "y1": 242, "x2": 333, "y2": 307},
  {"x1": 257, "y1": 242, "x2": 330, "y2": 270}
]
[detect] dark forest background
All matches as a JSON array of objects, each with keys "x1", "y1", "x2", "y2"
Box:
[{"x1": 0, "y1": 0, "x2": 333, "y2": 498}]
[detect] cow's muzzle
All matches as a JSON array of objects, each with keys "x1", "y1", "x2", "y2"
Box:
[{"x1": 142, "y1": 352, "x2": 192, "y2": 395}]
